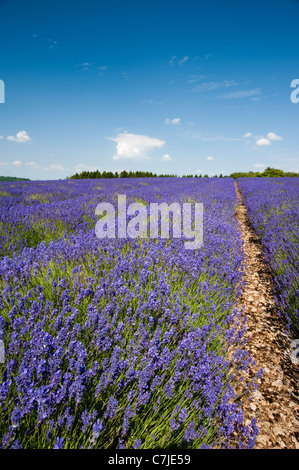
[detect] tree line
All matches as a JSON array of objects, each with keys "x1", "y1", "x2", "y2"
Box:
[
  {"x1": 229, "y1": 167, "x2": 299, "y2": 178},
  {"x1": 67, "y1": 167, "x2": 299, "y2": 179},
  {"x1": 0, "y1": 176, "x2": 30, "y2": 182},
  {"x1": 68, "y1": 170, "x2": 178, "y2": 179}
]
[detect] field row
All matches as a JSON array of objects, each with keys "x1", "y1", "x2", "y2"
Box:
[{"x1": 238, "y1": 178, "x2": 299, "y2": 337}]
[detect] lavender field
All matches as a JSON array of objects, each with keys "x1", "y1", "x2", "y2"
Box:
[{"x1": 1, "y1": 176, "x2": 297, "y2": 449}]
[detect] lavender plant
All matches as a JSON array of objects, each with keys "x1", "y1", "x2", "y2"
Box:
[
  {"x1": 0, "y1": 178, "x2": 261, "y2": 449},
  {"x1": 238, "y1": 177, "x2": 299, "y2": 336}
]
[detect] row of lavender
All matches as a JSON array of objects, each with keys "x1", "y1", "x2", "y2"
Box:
[
  {"x1": 237, "y1": 178, "x2": 299, "y2": 337},
  {"x1": 0, "y1": 178, "x2": 260, "y2": 449}
]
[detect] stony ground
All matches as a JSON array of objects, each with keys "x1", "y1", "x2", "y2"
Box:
[{"x1": 233, "y1": 182, "x2": 299, "y2": 449}]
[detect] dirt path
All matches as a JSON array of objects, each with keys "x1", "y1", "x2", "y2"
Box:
[{"x1": 234, "y1": 181, "x2": 299, "y2": 449}]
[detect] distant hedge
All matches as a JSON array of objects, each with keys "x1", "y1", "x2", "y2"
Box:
[{"x1": 0, "y1": 176, "x2": 30, "y2": 182}]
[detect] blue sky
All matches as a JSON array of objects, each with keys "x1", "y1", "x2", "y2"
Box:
[{"x1": 0, "y1": 0, "x2": 299, "y2": 179}]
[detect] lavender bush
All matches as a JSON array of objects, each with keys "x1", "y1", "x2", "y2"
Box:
[
  {"x1": 0, "y1": 178, "x2": 260, "y2": 449},
  {"x1": 238, "y1": 177, "x2": 299, "y2": 336}
]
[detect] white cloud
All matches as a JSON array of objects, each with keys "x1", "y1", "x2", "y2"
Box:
[
  {"x1": 206, "y1": 156, "x2": 214, "y2": 161},
  {"x1": 107, "y1": 131, "x2": 165, "y2": 161},
  {"x1": 162, "y1": 154, "x2": 172, "y2": 161},
  {"x1": 192, "y1": 81, "x2": 221, "y2": 92},
  {"x1": 12, "y1": 160, "x2": 22, "y2": 166},
  {"x1": 218, "y1": 88, "x2": 261, "y2": 99},
  {"x1": 192, "y1": 80, "x2": 239, "y2": 93},
  {"x1": 80, "y1": 61, "x2": 94, "y2": 71},
  {"x1": 25, "y1": 161, "x2": 39, "y2": 169},
  {"x1": 267, "y1": 132, "x2": 282, "y2": 141},
  {"x1": 171, "y1": 55, "x2": 198, "y2": 66},
  {"x1": 46, "y1": 163, "x2": 65, "y2": 171},
  {"x1": 256, "y1": 137, "x2": 271, "y2": 146},
  {"x1": 186, "y1": 75, "x2": 205, "y2": 84},
  {"x1": 196, "y1": 169, "x2": 202, "y2": 174},
  {"x1": 223, "y1": 80, "x2": 239, "y2": 87},
  {"x1": 0, "y1": 136, "x2": 3, "y2": 140},
  {"x1": 254, "y1": 163, "x2": 266, "y2": 168},
  {"x1": 164, "y1": 118, "x2": 180, "y2": 125},
  {"x1": 179, "y1": 55, "x2": 189, "y2": 65},
  {"x1": 244, "y1": 131, "x2": 282, "y2": 146},
  {"x1": 7, "y1": 130, "x2": 31, "y2": 143}
]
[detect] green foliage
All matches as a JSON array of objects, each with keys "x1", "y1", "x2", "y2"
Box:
[
  {"x1": 0, "y1": 176, "x2": 30, "y2": 181},
  {"x1": 68, "y1": 170, "x2": 178, "y2": 179},
  {"x1": 230, "y1": 167, "x2": 299, "y2": 179}
]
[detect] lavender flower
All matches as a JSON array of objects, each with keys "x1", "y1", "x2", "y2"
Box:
[{"x1": 53, "y1": 437, "x2": 64, "y2": 449}]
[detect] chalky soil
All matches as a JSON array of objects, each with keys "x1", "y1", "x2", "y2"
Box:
[{"x1": 234, "y1": 182, "x2": 299, "y2": 449}]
